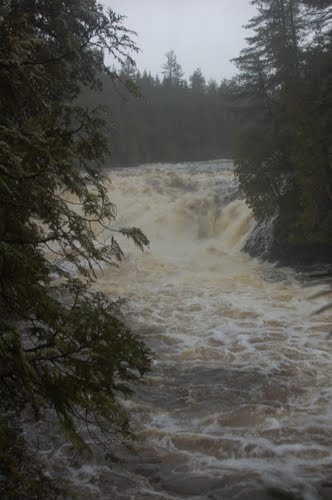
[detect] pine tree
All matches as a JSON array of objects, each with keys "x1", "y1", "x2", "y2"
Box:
[
  {"x1": 189, "y1": 68, "x2": 206, "y2": 93},
  {"x1": 233, "y1": 0, "x2": 332, "y2": 262},
  {"x1": 162, "y1": 50, "x2": 184, "y2": 85},
  {"x1": 232, "y1": 0, "x2": 303, "y2": 220},
  {"x1": 0, "y1": 1, "x2": 151, "y2": 495}
]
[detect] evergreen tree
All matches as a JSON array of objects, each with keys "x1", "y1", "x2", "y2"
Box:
[
  {"x1": 0, "y1": 1, "x2": 151, "y2": 495},
  {"x1": 162, "y1": 50, "x2": 184, "y2": 85},
  {"x1": 233, "y1": 0, "x2": 332, "y2": 262},
  {"x1": 81, "y1": 58, "x2": 238, "y2": 165},
  {"x1": 189, "y1": 68, "x2": 206, "y2": 93},
  {"x1": 121, "y1": 56, "x2": 137, "y2": 80}
]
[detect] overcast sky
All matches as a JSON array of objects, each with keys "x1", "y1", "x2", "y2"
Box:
[{"x1": 103, "y1": 0, "x2": 256, "y2": 82}]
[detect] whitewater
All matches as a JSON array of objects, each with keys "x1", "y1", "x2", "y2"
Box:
[{"x1": 46, "y1": 160, "x2": 332, "y2": 499}]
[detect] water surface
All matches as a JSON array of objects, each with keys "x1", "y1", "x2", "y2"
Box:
[{"x1": 70, "y1": 161, "x2": 332, "y2": 499}]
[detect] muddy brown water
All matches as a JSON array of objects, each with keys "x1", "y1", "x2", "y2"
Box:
[{"x1": 45, "y1": 161, "x2": 332, "y2": 499}]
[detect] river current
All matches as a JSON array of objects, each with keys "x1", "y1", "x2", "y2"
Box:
[{"x1": 56, "y1": 161, "x2": 332, "y2": 499}]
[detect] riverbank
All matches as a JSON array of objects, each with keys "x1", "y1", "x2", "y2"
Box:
[{"x1": 243, "y1": 217, "x2": 332, "y2": 269}]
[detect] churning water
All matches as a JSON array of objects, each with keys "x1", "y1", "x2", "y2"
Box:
[{"x1": 58, "y1": 161, "x2": 332, "y2": 499}]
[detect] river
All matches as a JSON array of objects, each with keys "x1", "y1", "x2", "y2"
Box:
[{"x1": 62, "y1": 160, "x2": 332, "y2": 499}]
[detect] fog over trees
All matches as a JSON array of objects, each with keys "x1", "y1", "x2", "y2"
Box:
[
  {"x1": 80, "y1": 50, "x2": 238, "y2": 165},
  {"x1": 82, "y1": 0, "x2": 332, "y2": 263},
  {"x1": 0, "y1": 0, "x2": 331, "y2": 497}
]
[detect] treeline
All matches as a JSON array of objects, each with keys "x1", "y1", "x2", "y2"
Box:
[
  {"x1": 81, "y1": 0, "x2": 332, "y2": 265},
  {"x1": 232, "y1": 0, "x2": 332, "y2": 264},
  {"x1": 81, "y1": 51, "x2": 237, "y2": 165}
]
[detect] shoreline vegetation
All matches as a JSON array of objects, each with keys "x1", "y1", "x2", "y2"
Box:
[
  {"x1": 0, "y1": 2, "x2": 150, "y2": 497},
  {"x1": 82, "y1": 1, "x2": 332, "y2": 268},
  {"x1": 232, "y1": 0, "x2": 332, "y2": 269},
  {"x1": 0, "y1": 0, "x2": 331, "y2": 498}
]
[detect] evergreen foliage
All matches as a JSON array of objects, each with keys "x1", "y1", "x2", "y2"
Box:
[
  {"x1": 0, "y1": 0, "x2": 150, "y2": 495},
  {"x1": 232, "y1": 0, "x2": 332, "y2": 263},
  {"x1": 162, "y1": 50, "x2": 184, "y2": 85},
  {"x1": 80, "y1": 53, "x2": 237, "y2": 165}
]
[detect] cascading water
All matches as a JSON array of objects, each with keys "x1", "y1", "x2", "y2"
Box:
[
  {"x1": 42, "y1": 160, "x2": 332, "y2": 499},
  {"x1": 242, "y1": 216, "x2": 278, "y2": 261}
]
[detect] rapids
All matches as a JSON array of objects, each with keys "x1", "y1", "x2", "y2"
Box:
[{"x1": 62, "y1": 161, "x2": 332, "y2": 498}]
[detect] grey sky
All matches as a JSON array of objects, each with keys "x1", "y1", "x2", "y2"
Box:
[{"x1": 103, "y1": 0, "x2": 256, "y2": 82}]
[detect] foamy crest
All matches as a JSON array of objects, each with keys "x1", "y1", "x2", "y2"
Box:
[{"x1": 57, "y1": 161, "x2": 332, "y2": 499}]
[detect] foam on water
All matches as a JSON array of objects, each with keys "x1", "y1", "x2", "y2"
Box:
[{"x1": 49, "y1": 161, "x2": 332, "y2": 498}]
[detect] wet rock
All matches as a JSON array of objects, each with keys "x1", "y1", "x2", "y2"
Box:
[{"x1": 243, "y1": 216, "x2": 332, "y2": 267}]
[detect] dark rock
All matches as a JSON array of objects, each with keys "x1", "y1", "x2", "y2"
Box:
[{"x1": 243, "y1": 217, "x2": 332, "y2": 267}]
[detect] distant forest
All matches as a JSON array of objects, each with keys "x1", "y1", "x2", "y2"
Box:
[
  {"x1": 81, "y1": 0, "x2": 332, "y2": 264},
  {"x1": 80, "y1": 50, "x2": 238, "y2": 165},
  {"x1": 1, "y1": 1, "x2": 332, "y2": 497},
  {"x1": 81, "y1": 0, "x2": 332, "y2": 265}
]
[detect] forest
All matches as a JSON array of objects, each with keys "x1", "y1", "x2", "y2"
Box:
[
  {"x1": 82, "y1": 51, "x2": 237, "y2": 164},
  {"x1": 233, "y1": 0, "x2": 332, "y2": 264},
  {"x1": 82, "y1": 0, "x2": 332, "y2": 264},
  {"x1": 0, "y1": 0, "x2": 331, "y2": 498}
]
